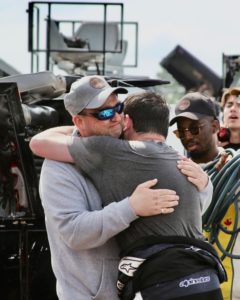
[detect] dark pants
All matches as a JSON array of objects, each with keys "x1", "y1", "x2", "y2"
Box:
[{"x1": 138, "y1": 269, "x2": 223, "y2": 300}]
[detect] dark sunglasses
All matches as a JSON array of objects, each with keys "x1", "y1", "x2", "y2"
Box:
[
  {"x1": 173, "y1": 124, "x2": 205, "y2": 139},
  {"x1": 79, "y1": 102, "x2": 124, "y2": 121}
]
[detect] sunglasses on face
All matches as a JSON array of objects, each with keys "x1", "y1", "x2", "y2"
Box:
[
  {"x1": 173, "y1": 124, "x2": 205, "y2": 139},
  {"x1": 79, "y1": 102, "x2": 124, "y2": 121}
]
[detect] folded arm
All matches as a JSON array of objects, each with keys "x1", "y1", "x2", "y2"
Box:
[{"x1": 29, "y1": 126, "x2": 74, "y2": 162}]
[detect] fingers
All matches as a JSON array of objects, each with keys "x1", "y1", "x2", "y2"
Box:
[
  {"x1": 177, "y1": 160, "x2": 196, "y2": 170},
  {"x1": 130, "y1": 181, "x2": 179, "y2": 217},
  {"x1": 179, "y1": 167, "x2": 194, "y2": 177},
  {"x1": 180, "y1": 156, "x2": 189, "y2": 161},
  {"x1": 152, "y1": 190, "x2": 179, "y2": 204},
  {"x1": 156, "y1": 196, "x2": 179, "y2": 207},
  {"x1": 187, "y1": 176, "x2": 206, "y2": 192},
  {"x1": 177, "y1": 159, "x2": 208, "y2": 191},
  {"x1": 177, "y1": 158, "x2": 198, "y2": 166},
  {"x1": 137, "y1": 178, "x2": 158, "y2": 189},
  {"x1": 187, "y1": 176, "x2": 197, "y2": 185},
  {"x1": 160, "y1": 207, "x2": 175, "y2": 214},
  {"x1": 153, "y1": 189, "x2": 177, "y2": 196},
  {"x1": 152, "y1": 195, "x2": 179, "y2": 216},
  {"x1": 163, "y1": 199, "x2": 179, "y2": 207},
  {"x1": 152, "y1": 206, "x2": 176, "y2": 216},
  {"x1": 177, "y1": 161, "x2": 191, "y2": 173},
  {"x1": 177, "y1": 160, "x2": 201, "y2": 176}
]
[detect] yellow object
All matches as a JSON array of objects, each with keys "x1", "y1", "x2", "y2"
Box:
[{"x1": 204, "y1": 203, "x2": 240, "y2": 300}]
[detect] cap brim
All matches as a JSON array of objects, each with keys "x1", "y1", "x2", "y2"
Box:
[
  {"x1": 169, "y1": 112, "x2": 206, "y2": 126},
  {"x1": 86, "y1": 87, "x2": 128, "y2": 109}
]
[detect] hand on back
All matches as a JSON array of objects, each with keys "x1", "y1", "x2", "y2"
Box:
[
  {"x1": 177, "y1": 157, "x2": 208, "y2": 191},
  {"x1": 129, "y1": 179, "x2": 179, "y2": 217}
]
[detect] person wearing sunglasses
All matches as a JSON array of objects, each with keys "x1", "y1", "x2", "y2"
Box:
[
  {"x1": 30, "y1": 86, "x2": 224, "y2": 300},
  {"x1": 170, "y1": 92, "x2": 240, "y2": 300},
  {"x1": 169, "y1": 92, "x2": 222, "y2": 165},
  {"x1": 29, "y1": 76, "x2": 183, "y2": 300}
]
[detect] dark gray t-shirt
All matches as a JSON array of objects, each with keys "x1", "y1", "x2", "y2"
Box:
[{"x1": 69, "y1": 136, "x2": 204, "y2": 251}]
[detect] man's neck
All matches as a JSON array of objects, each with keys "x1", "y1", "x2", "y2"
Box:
[
  {"x1": 229, "y1": 129, "x2": 240, "y2": 144},
  {"x1": 132, "y1": 132, "x2": 166, "y2": 143}
]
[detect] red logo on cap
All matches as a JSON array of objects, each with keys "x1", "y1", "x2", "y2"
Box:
[
  {"x1": 90, "y1": 77, "x2": 107, "y2": 89},
  {"x1": 178, "y1": 99, "x2": 190, "y2": 111}
]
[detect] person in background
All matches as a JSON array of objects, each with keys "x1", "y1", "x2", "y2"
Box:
[
  {"x1": 170, "y1": 91, "x2": 240, "y2": 300},
  {"x1": 219, "y1": 87, "x2": 240, "y2": 150},
  {"x1": 30, "y1": 86, "x2": 223, "y2": 300},
  {"x1": 169, "y1": 92, "x2": 223, "y2": 165}
]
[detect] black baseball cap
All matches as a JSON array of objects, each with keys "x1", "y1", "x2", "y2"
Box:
[{"x1": 169, "y1": 92, "x2": 217, "y2": 126}]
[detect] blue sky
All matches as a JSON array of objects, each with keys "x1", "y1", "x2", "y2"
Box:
[{"x1": 1, "y1": 0, "x2": 240, "y2": 79}]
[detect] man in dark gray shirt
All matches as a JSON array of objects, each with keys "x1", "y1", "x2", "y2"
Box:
[{"x1": 69, "y1": 133, "x2": 203, "y2": 250}]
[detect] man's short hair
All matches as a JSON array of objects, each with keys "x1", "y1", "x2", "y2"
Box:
[
  {"x1": 124, "y1": 91, "x2": 169, "y2": 137},
  {"x1": 169, "y1": 92, "x2": 217, "y2": 126},
  {"x1": 64, "y1": 75, "x2": 127, "y2": 116},
  {"x1": 221, "y1": 87, "x2": 240, "y2": 108}
]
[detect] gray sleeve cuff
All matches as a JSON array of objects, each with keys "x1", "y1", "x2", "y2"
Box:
[{"x1": 200, "y1": 179, "x2": 213, "y2": 215}]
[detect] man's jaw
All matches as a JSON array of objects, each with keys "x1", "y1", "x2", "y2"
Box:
[
  {"x1": 183, "y1": 140, "x2": 199, "y2": 152},
  {"x1": 107, "y1": 123, "x2": 123, "y2": 138},
  {"x1": 226, "y1": 116, "x2": 240, "y2": 128}
]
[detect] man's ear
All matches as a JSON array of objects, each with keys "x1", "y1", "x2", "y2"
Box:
[
  {"x1": 123, "y1": 114, "x2": 133, "y2": 132},
  {"x1": 212, "y1": 119, "x2": 220, "y2": 134},
  {"x1": 73, "y1": 115, "x2": 84, "y2": 131}
]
